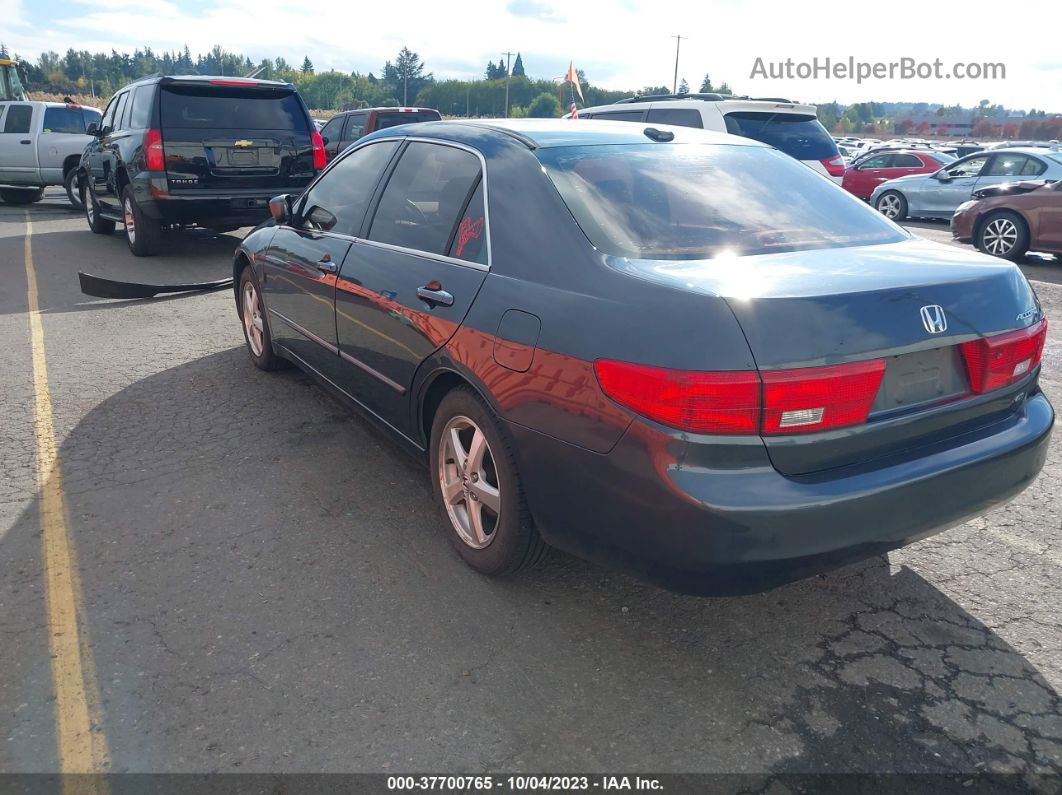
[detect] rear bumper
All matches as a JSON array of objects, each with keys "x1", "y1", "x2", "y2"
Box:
[
  {"x1": 130, "y1": 175, "x2": 311, "y2": 226},
  {"x1": 511, "y1": 391, "x2": 1053, "y2": 596}
]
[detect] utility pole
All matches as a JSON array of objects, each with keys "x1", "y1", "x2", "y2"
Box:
[
  {"x1": 501, "y1": 51, "x2": 514, "y2": 117},
  {"x1": 466, "y1": 83, "x2": 470, "y2": 117},
  {"x1": 671, "y1": 35, "x2": 685, "y2": 94},
  {"x1": 403, "y1": 71, "x2": 408, "y2": 105}
]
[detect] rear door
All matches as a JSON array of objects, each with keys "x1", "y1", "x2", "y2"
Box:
[
  {"x1": 0, "y1": 103, "x2": 37, "y2": 183},
  {"x1": 974, "y1": 153, "x2": 1046, "y2": 193},
  {"x1": 159, "y1": 82, "x2": 315, "y2": 192},
  {"x1": 259, "y1": 139, "x2": 401, "y2": 381},
  {"x1": 334, "y1": 140, "x2": 488, "y2": 431}
]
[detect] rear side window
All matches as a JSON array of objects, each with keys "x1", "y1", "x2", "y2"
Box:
[
  {"x1": 646, "y1": 108, "x2": 703, "y2": 129},
  {"x1": 161, "y1": 86, "x2": 309, "y2": 131},
  {"x1": 1021, "y1": 157, "x2": 1046, "y2": 176},
  {"x1": 369, "y1": 142, "x2": 482, "y2": 256},
  {"x1": 3, "y1": 104, "x2": 32, "y2": 134},
  {"x1": 723, "y1": 112, "x2": 837, "y2": 161},
  {"x1": 373, "y1": 110, "x2": 442, "y2": 130},
  {"x1": 298, "y1": 140, "x2": 399, "y2": 236},
  {"x1": 594, "y1": 110, "x2": 646, "y2": 122},
  {"x1": 985, "y1": 154, "x2": 1034, "y2": 177},
  {"x1": 128, "y1": 86, "x2": 153, "y2": 129},
  {"x1": 537, "y1": 143, "x2": 906, "y2": 260},
  {"x1": 892, "y1": 154, "x2": 923, "y2": 168},
  {"x1": 43, "y1": 107, "x2": 88, "y2": 133}
]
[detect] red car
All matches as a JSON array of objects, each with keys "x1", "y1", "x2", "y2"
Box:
[{"x1": 842, "y1": 150, "x2": 952, "y2": 200}]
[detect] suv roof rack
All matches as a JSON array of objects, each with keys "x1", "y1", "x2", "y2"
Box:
[{"x1": 613, "y1": 93, "x2": 800, "y2": 106}]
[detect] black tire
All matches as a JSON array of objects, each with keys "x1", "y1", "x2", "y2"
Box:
[
  {"x1": 82, "y1": 181, "x2": 115, "y2": 234},
  {"x1": 64, "y1": 168, "x2": 84, "y2": 210},
  {"x1": 0, "y1": 187, "x2": 44, "y2": 205},
  {"x1": 429, "y1": 387, "x2": 547, "y2": 576},
  {"x1": 237, "y1": 266, "x2": 288, "y2": 371},
  {"x1": 875, "y1": 190, "x2": 908, "y2": 222},
  {"x1": 122, "y1": 186, "x2": 162, "y2": 256},
  {"x1": 976, "y1": 210, "x2": 1030, "y2": 262}
]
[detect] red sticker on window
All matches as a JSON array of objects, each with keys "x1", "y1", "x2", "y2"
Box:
[{"x1": 456, "y1": 216, "x2": 484, "y2": 258}]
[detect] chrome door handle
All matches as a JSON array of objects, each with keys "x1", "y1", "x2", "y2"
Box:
[
  {"x1": 417, "y1": 286, "x2": 454, "y2": 307},
  {"x1": 316, "y1": 255, "x2": 337, "y2": 274}
]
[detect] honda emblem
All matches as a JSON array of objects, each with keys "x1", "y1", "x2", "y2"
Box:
[{"x1": 920, "y1": 305, "x2": 947, "y2": 334}]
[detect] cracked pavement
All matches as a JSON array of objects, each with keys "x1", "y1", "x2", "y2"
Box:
[{"x1": 0, "y1": 191, "x2": 1060, "y2": 777}]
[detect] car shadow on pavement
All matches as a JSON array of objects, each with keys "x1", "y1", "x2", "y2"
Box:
[{"x1": 2, "y1": 346, "x2": 1059, "y2": 776}]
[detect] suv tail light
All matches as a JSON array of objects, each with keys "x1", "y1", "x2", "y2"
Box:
[
  {"x1": 821, "y1": 154, "x2": 846, "y2": 177},
  {"x1": 961, "y1": 319, "x2": 1047, "y2": 394},
  {"x1": 144, "y1": 128, "x2": 165, "y2": 171},
  {"x1": 594, "y1": 359, "x2": 885, "y2": 436},
  {"x1": 311, "y1": 131, "x2": 326, "y2": 170}
]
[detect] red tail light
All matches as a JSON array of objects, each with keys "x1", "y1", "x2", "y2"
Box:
[
  {"x1": 311, "y1": 131, "x2": 326, "y2": 170},
  {"x1": 961, "y1": 319, "x2": 1047, "y2": 394},
  {"x1": 144, "y1": 128, "x2": 165, "y2": 171},
  {"x1": 593, "y1": 361, "x2": 760, "y2": 434},
  {"x1": 594, "y1": 359, "x2": 885, "y2": 435},
  {"x1": 821, "y1": 154, "x2": 846, "y2": 177},
  {"x1": 761, "y1": 360, "x2": 885, "y2": 435}
]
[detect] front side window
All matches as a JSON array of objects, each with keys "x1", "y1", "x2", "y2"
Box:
[
  {"x1": 343, "y1": 114, "x2": 367, "y2": 141},
  {"x1": 100, "y1": 96, "x2": 118, "y2": 131},
  {"x1": 368, "y1": 142, "x2": 482, "y2": 256},
  {"x1": 946, "y1": 155, "x2": 988, "y2": 178},
  {"x1": 537, "y1": 143, "x2": 906, "y2": 260},
  {"x1": 2, "y1": 103, "x2": 32, "y2": 134},
  {"x1": 297, "y1": 141, "x2": 399, "y2": 235},
  {"x1": 320, "y1": 115, "x2": 343, "y2": 143}
]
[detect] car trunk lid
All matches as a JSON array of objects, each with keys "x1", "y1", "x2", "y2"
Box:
[
  {"x1": 159, "y1": 83, "x2": 315, "y2": 191},
  {"x1": 620, "y1": 238, "x2": 1044, "y2": 476}
]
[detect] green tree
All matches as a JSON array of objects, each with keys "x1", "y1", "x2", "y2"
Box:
[
  {"x1": 384, "y1": 46, "x2": 432, "y2": 105},
  {"x1": 716, "y1": 82, "x2": 732, "y2": 95},
  {"x1": 512, "y1": 53, "x2": 525, "y2": 77},
  {"x1": 0, "y1": 42, "x2": 9, "y2": 59},
  {"x1": 526, "y1": 92, "x2": 561, "y2": 118},
  {"x1": 699, "y1": 73, "x2": 713, "y2": 92},
  {"x1": 678, "y1": 78, "x2": 689, "y2": 95},
  {"x1": 301, "y1": 56, "x2": 314, "y2": 74}
]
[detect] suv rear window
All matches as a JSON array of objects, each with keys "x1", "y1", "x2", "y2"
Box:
[
  {"x1": 160, "y1": 86, "x2": 309, "y2": 131},
  {"x1": 374, "y1": 110, "x2": 442, "y2": 130},
  {"x1": 723, "y1": 112, "x2": 838, "y2": 161},
  {"x1": 537, "y1": 143, "x2": 905, "y2": 260}
]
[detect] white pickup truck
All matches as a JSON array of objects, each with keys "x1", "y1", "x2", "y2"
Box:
[{"x1": 0, "y1": 100, "x2": 102, "y2": 207}]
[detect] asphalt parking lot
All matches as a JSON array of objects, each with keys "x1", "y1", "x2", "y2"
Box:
[{"x1": 1, "y1": 190, "x2": 1060, "y2": 780}]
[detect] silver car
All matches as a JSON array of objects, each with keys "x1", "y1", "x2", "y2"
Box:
[{"x1": 870, "y1": 147, "x2": 1062, "y2": 221}]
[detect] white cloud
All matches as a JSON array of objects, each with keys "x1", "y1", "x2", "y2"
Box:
[{"x1": 9, "y1": 0, "x2": 1062, "y2": 110}]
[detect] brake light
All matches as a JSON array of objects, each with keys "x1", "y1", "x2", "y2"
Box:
[
  {"x1": 593, "y1": 361, "x2": 760, "y2": 434},
  {"x1": 961, "y1": 319, "x2": 1047, "y2": 394},
  {"x1": 209, "y1": 79, "x2": 255, "y2": 86},
  {"x1": 761, "y1": 360, "x2": 885, "y2": 435},
  {"x1": 311, "y1": 130, "x2": 326, "y2": 170},
  {"x1": 594, "y1": 358, "x2": 885, "y2": 435},
  {"x1": 144, "y1": 128, "x2": 165, "y2": 171},
  {"x1": 820, "y1": 155, "x2": 846, "y2": 177}
]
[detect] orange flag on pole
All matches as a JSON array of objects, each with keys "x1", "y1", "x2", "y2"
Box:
[{"x1": 565, "y1": 61, "x2": 584, "y2": 102}]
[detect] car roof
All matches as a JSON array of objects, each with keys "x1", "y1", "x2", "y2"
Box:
[
  {"x1": 580, "y1": 96, "x2": 818, "y2": 115},
  {"x1": 124, "y1": 74, "x2": 295, "y2": 90},
  {"x1": 446, "y1": 118, "x2": 766, "y2": 149},
  {"x1": 986, "y1": 146, "x2": 1061, "y2": 157},
  {"x1": 335, "y1": 107, "x2": 439, "y2": 114}
]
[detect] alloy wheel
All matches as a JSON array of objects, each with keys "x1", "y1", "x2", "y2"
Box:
[
  {"x1": 242, "y1": 281, "x2": 265, "y2": 356},
  {"x1": 124, "y1": 197, "x2": 136, "y2": 245},
  {"x1": 85, "y1": 189, "x2": 95, "y2": 224},
  {"x1": 878, "y1": 194, "x2": 901, "y2": 219},
  {"x1": 438, "y1": 415, "x2": 501, "y2": 549},
  {"x1": 982, "y1": 218, "x2": 1018, "y2": 256}
]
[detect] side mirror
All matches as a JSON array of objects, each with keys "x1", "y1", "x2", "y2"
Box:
[
  {"x1": 935, "y1": 171, "x2": 952, "y2": 182},
  {"x1": 269, "y1": 194, "x2": 292, "y2": 224},
  {"x1": 86, "y1": 122, "x2": 99, "y2": 136}
]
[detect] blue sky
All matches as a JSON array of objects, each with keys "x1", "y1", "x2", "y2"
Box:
[{"x1": 2, "y1": 0, "x2": 1059, "y2": 110}]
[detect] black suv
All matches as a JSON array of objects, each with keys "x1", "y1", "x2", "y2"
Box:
[{"x1": 79, "y1": 75, "x2": 323, "y2": 255}]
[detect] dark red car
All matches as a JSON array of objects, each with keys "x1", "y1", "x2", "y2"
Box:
[
  {"x1": 320, "y1": 107, "x2": 442, "y2": 162},
  {"x1": 842, "y1": 150, "x2": 952, "y2": 200}
]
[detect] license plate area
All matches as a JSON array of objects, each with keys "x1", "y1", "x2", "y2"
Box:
[{"x1": 871, "y1": 346, "x2": 968, "y2": 416}]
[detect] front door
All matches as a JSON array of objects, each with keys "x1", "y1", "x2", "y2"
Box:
[
  {"x1": 921, "y1": 153, "x2": 989, "y2": 216},
  {"x1": 319, "y1": 115, "x2": 345, "y2": 162},
  {"x1": 334, "y1": 141, "x2": 489, "y2": 433},
  {"x1": 259, "y1": 139, "x2": 401, "y2": 380}
]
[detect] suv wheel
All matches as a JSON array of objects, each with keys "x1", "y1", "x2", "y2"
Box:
[
  {"x1": 122, "y1": 187, "x2": 162, "y2": 256},
  {"x1": 875, "y1": 191, "x2": 907, "y2": 221},
  {"x1": 429, "y1": 387, "x2": 547, "y2": 576},
  {"x1": 976, "y1": 211, "x2": 1029, "y2": 262},
  {"x1": 82, "y1": 182, "x2": 115, "y2": 235}
]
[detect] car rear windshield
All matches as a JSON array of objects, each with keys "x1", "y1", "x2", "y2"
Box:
[
  {"x1": 374, "y1": 110, "x2": 442, "y2": 130},
  {"x1": 537, "y1": 143, "x2": 906, "y2": 260},
  {"x1": 723, "y1": 112, "x2": 838, "y2": 161},
  {"x1": 160, "y1": 86, "x2": 309, "y2": 131}
]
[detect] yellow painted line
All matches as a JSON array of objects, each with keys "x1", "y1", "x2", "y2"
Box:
[
  {"x1": 984, "y1": 527, "x2": 1062, "y2": 569},
  {"x1": 23, "y1": 214, "x2": 110, "y2": 776}
]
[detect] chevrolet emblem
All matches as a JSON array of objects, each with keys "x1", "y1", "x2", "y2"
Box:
[{"x1": 234, "y1": 140, "x2": 254, "y2": 148}]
